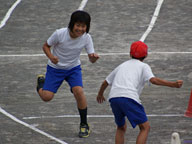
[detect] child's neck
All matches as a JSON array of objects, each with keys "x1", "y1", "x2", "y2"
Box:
[{"x1": 69, "y1": 31, "x2": 78, "y2": 39}]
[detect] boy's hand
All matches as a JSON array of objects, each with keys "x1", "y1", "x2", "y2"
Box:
[
  {"x1": 50, "y1": 56, "x2": 59, "y2": 64},
  {"x1": 88, "y1": 53, "x2": 99, "y2": 63},
  {"x1": 97, "y1": 80, "x2": 108, "y2": 103},
  {"x1": 43, "y1": 42, "x2": 59, "y2": 64},
  {"x1": 175, "y1": 80, "x2": 183, "y2": 88},
  {"x1": 97, "y1": 94, "x2": 105, "y2": 103}
]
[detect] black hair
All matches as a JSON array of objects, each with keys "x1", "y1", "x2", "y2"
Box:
[
  {"x1": 131, "y1": 56, "x2": 146, "y2": 61},
  {"x1": 68, "y1": 10, "x2": 91, "y2": 33}
]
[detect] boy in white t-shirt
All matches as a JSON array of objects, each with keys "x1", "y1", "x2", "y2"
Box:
[
  {"x1": 36, "y1": 10, "x2": 99, "y2": 138},
  {"x1": 97, "y1": 41, "x2": 183, "y2": 144}
]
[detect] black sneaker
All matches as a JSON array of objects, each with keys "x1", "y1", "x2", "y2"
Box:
[
  {"x1": 78, "y1": 123, "x2": 90, "y2": 138},
  {"x1": 36, "y1": 74, "x2": 45, "y2": 92}
]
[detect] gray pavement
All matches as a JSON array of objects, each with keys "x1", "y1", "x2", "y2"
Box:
[{"x1": 0, "y1": 0, "x2": 192, "y2": 144}]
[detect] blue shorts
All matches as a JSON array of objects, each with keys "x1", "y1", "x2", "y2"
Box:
[
  {"x1": 43, "y1": 65, "x2": 83, "y2": 93},
  {"x1": 109, "y1": 97, "x2": 148, "y2": 128}
]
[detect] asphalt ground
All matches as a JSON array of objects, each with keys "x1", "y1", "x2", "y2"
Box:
[{"x1": 0, "y1": 0, "x2": 192, "y2": 144}]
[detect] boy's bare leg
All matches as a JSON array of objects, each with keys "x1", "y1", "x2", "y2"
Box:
[
  {"x1": 72, "y1": 86, "x2": 87, "y2": 109},
  {"x1": 115, "y1": 123, "x2": 127, "y2": 144},
  {"x1": 72, "y1": 86, "x2": 90, "y2": 138},
  {"x1": 37, "y1": 75, "x2": 54, "y2": 102},
  {"x1": 136, "y1": 121, "x2": 150, "y2": 144},
  {"x1": 38, "y1": 89, "x2": 54, "y2": 102}
]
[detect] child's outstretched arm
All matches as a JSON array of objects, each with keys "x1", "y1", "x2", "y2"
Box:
[
  {"x1": 88, "y1": 53, "x2": 99, "y2": 63},
  {"x1": 97, "y1": 80, "x2": 108, "y2": 103},
  {"x1": 150, "y1": 77, "x2": 183, "y2": 88}
]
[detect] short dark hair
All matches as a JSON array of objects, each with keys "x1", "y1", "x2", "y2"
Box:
[
  {"x1": 68, "y1": 10, "x2": 91, "y2": 33},
  {"x1": 131, "y1": 56, "x2": 146, "y2": 61}
]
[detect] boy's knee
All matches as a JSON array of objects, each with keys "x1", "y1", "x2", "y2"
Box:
[
  {"x1": 40, "y1": 91, "x2": 54, "y2": 102},
  {"x1": 117, "y1": 124, "x2": 127, "y2": 133},
  {"x1": 139, "y1": 121, "x2": 150, "y2": 132},
  {"x1": 145, "y1": 124, "x2": 150, "y2": 132},
  {"x1": 72, "y1": 86, "x2": 84, "y2": 97}
]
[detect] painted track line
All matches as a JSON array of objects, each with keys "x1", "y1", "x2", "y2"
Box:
[
  {"x1": 0, "y1": 0, "x2": 21, "y2": 29},
  {"x1": 23, "y1": 114, "x2": 184, "y2": 120},
  {"x1": 140, "y1": 0, "x2": 164, "y2": 42},
  {"x1": 0, "y1": 52, "x2": 192, "y2": 57},
  {"x1": 0, "y1": 107, "x2": 68, "y2": 144},
  {"x1": 0, "y1": 0, "x2": 88, "y2": 29},
  {"x1": 78, "y1": 0, "x2": 88, "y2": 10}
]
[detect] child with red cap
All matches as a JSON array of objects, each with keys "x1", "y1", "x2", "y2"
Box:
[{"x1": 97, "y1": 41, "x2": 183, "y2": 144}]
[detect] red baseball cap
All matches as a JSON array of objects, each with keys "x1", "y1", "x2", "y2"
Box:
[{"x1": 130, "y1": 41, "x2": 148, "y2": 58}]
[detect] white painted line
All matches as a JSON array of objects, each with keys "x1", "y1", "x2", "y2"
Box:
[
  {"x1": 140, "y1": 0, "x2": 164, "y2": 42},
  {"x1": 0, "y1": 54, "x2": 46, "y2": 57},
  {"x1": 78, "y1": 0, "x2": 88, "y2": 10},
  {"x1": 147, "y1": 114, "x2": 184, "y2": 117},
  {"x1": 0, "y1": 0, "x2": 22, "y2": 29},
  {"x1": 0, "y1": 0, "x2": 88, "y2": 29},
  {"x1": 23, "y1": 114, "x2": 184, "y2": 120},
  {"x1": 23, "y1": 115, "x2": 113, "y2": 120},
  {"x1": 0, "y1": 52, "x2": 192, "y2": 57},
  {"x1": 0, "y1": 107, "x2": 68, "y2": 144}
]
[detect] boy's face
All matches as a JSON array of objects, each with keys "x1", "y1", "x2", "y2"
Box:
[{"x1": 70, "y1": 22, "x2": 87, "y2": 38}]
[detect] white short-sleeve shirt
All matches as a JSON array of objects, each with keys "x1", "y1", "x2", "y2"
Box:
[
  {"x1": 106, "y1": 59, "x2": 155, "y2": 104},
  {"x1": 47, "y1": 28, "x2": 95, "y2": 70}
]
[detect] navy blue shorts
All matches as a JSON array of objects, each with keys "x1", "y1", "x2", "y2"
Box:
[
  {"x1": 109, "y1": 97, "x2": 148, "y2": 128},
  {"x1": 43, "y1": 65, "x2": 83, "y2": 93}
]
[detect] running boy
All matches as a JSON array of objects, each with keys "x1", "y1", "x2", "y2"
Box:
[
  {"x1": 97, "y1": 41, "x2": 183, "y2": 144},
  {"x1": 37, "y1": 10, "x2": 99, "y2": 138}
]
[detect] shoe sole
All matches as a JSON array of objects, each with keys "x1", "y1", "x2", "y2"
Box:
[
  {"x1": 37, "y1": 74, "x2": 45, "y2": 78},
  {"x1": 36, "y1": 74, "x2": 45, "y2": 92},
  {"x1": 79, "y1": 129, "x2": 90, "y2": 138}
]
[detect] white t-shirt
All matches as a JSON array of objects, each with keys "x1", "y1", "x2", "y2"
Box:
[
  {"x1": 106, "y1": 59, "x2": 154, "y2": 104},
  {"x1": 47, "y1": 28, "x2": 95, "y2": 70}
]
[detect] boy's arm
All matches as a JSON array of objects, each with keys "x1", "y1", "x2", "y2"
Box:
[
  {"x1": 43, "y1": 42, "x2": 59, "y2": 64},
  {"x1": 150, "y1": 77, "x2": 183, "y2": 88},
  {"x1": 88, "y1": 53, "x2": 99, "y2": 63},
  {"x1": 97, "y1": 80, "x2": 109, "y2": 103}
]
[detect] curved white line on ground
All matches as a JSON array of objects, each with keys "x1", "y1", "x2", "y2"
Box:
[
  {"x1": 0, "y1": 107, "x2": 68, "y2": 144},
  {"x1": 78, "y1": 0, "x2": 88, "y2": 10},
  {"x1": 0, "y1": 0, "x2": 88, "y2": 29},
  {"x1": 140, "y1": 0, "x2": 164, "y2": 42},
  {"x1": 0, "y1": 0, "x2": 21, "y2": 29}
]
